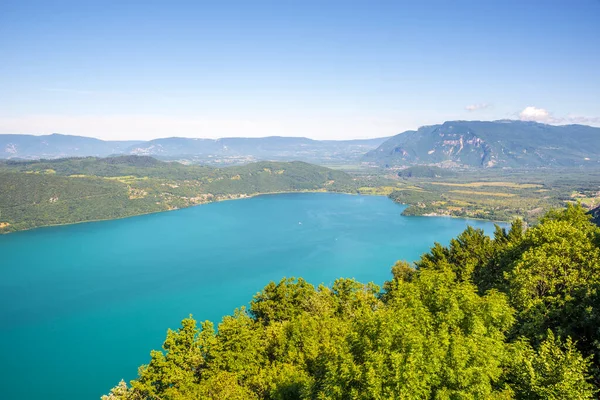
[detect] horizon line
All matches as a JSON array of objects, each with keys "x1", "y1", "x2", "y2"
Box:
[{"x1": 2, "y1": 118, "x2": 590, "y2": 142}]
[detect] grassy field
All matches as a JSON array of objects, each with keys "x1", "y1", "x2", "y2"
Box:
[
  {"x1": 388, "y1": 168, "x2": 600, "y2": 223},
  {"x1": 429, "y1": 181, "x2": 543, "y2": 189},
  {"x1": 448, "y1": 190, "x2": 516, "y2": 197}
]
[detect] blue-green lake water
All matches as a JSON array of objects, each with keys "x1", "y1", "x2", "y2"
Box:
[{"x1": 0, "y1": 193, "x2": 503, "y2": 399}]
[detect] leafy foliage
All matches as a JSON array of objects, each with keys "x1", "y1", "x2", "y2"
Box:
[
  {"x1": 103, "y1": 205, "x2": 599, "y2": 399},
  {"x1": 414, "y1": 203, "x2": 600, "y2": 388}
]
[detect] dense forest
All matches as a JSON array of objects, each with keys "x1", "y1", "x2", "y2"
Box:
[
  {"x1": 397, "y1": 165, "x2": 458, "y2": 178},
  {"x1": 103, "y1": 204, "x2": 599, "y2": 399},
  {"x1": 2, "y1": 156, "x2": 599, "y2": 232},
  {"x1": 0, "y1": 157, "x2": 358, "y2": 232}
]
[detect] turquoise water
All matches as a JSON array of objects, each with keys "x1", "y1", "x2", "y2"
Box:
[{"x1": 0, "y1": 193, "x2": 503, "y2": 399}]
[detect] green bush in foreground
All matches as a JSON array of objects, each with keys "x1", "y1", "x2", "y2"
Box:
[{"x1": 103, "y1": 204, "x2": 599, "y2": 399}]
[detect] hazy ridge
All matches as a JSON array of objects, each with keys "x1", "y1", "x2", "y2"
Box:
[
  {"x1": 363, "y1": 120, "x2": 600, "y2": 168},
  {"x1": 0, "y1": 134, "x2": 389, "y2": 165}
]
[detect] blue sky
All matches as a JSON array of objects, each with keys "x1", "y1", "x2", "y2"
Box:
[{"x1": 1, "y1": 0, "x2": 599, "y2": 140}]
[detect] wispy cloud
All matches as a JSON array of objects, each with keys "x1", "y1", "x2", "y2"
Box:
[
  {"x1": 465, "y1": 103, "x2": 490, "y2": 112},
  {"x1": 41, "y1": 88, "x2": 98, "y2": 95},
  {"x1": 563, "y1": 114, "x2": 600, "y2": 125},
  {"x1": 518, "y1": 106, "x2": 600, "y2": 126}
]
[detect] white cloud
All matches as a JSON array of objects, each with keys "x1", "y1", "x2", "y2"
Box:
[
  {"x1": 518, "y1": 106, "x2": 600, "y2": 126},
  {"x1": 519, "y1": 106, "x2": 553, "y2": 122},
  {"x1": 465, "y1": 103, "x2": 490, "y2": 112}
]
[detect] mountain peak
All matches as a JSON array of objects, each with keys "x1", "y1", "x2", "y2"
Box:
[{"x1": 364, "y1": 120, "x2": 600, "y2": 168}]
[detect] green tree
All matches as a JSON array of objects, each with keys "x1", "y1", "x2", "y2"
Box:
[
  {"x1": 130, "y1": 316, "x2": 203, "y2": 399},
  {"x1": 103, "y1": 205, "x2": 600, "y2": 399},
  {"x1": 506, "y1": 331, "x2": 596, "y2": 399},
  {"x1": 250, "y1": 278, "x2": 316, "y2": 324}
]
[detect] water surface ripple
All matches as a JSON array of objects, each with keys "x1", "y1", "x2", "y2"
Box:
[{"x1": 0, "y1": 193, "x2": 503, "y2": 399}]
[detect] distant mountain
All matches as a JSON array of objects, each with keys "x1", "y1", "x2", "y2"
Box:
[
  {"x1": 0, "y1": 133, "x2": 142, "y2": 159},
  {"x1": 125, "y1": 136, "x2": 389, "y2": 163},
  {"x1": 0, "y1": 134, "x2": 389, "y2": 164},
  {"x1": 591, "y1": 205, "x2": 600, "y2": 226},
  {"x1": 363, "y1": 121, "x2": 600, "y2": 168}
]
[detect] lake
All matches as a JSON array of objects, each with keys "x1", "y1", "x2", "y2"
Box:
[{"x1": 0, "y1": 193, "x2": 503, "y2": 399}]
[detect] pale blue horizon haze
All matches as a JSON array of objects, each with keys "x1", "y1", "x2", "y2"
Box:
[{"x1": 1, "y1": 0, "x2": 599, "y2": 140}]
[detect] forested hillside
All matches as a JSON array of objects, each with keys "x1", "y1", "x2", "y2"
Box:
[
  {"x1": 103, "y1": 204, "x2": 599, "y2": 399},
  {"x1": 0, "y1": 157, "x2": 357, "y2": 232},
  {"x1": 3, "y1": 156, "x2": 599, "y2": 232},
  {"x1": 397, "y1": 165, "x2": 457, "y2": 178}
]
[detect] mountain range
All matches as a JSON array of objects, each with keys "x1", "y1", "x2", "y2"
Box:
[
  {"x1": 0, "y1": 134, "x2": 388, "y2": 164},
  {"x1": 3, "y1": 120, "x2": 600, "y2": 168},
  {"x1": 0, "y1": 134, "x2": 142, "y2": 159},
  {"x1": 363, "y1": 120, "x2": 600, "y2": 168}
]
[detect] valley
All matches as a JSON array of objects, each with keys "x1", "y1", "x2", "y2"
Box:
[
  {"x1": 387, "y1": 167, "x2": 600, "y2": 223},
  {"x1": 2, "y1": 141, "x2": 600, "y2": 233},
  {"x1": 3, "y1": 2, "x2": 600, "y2": 398}
]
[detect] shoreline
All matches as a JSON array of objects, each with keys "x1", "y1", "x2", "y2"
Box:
[
  {"x1": 390, "y1": 200, "x2": 511, "y2": 224},
  {"x1": 0, "y1": 190, "x2": 372, "y2": 235},
  {"x1": 410, "y1": 212, "x2": 510, "y2": 224},
  {"x1": 0, "y1": 190, "x2": 508, "y2": 235}
]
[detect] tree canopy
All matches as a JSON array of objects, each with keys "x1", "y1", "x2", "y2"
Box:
[{"x1": 103, "y1": 204, "x2": 599, "y2": 399}]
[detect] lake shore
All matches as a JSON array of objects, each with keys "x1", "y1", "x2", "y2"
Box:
[
  {"x1": 0, "y1": 189, "x2": 370, "y2": 234},
  {"x1": 0, "y1": 189, "x2": 509, "y2": 235}
]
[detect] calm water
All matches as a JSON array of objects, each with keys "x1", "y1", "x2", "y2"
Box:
[{"x1": 0, "y1": 193, "x2": 502, "y2": 399}]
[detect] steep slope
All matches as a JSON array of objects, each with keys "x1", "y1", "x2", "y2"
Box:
[
  {"x1": 363, "y1": 120, "x2": 600, "y2": 168},
  {"x1": 0, "y1": 156, "x2": 357, "y2": 232}
]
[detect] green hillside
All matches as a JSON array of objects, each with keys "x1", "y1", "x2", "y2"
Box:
[
  {"x1": 103, "y1": 205, "x2": 600, "y2": 399},
  {"x1": 0, "y1": 157, "x2": 357, "y2": 233},
  {"x1": 397, "y1": 165, "x2": 458, "y2": 178}
]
